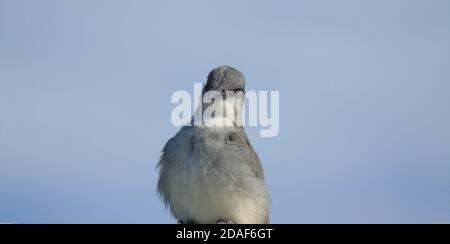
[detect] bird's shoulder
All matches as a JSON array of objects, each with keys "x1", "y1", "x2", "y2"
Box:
[{"x1": 158, "y1": 126, "x2": 196, "y2": 167}]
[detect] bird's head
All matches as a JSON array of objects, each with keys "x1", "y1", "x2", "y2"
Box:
[
  {"x1": 202, "y1": 65, "x2": 245, "y2": 97},
  {"x1": 201, "y1": 65, "x2": 246, "y2": 126}
]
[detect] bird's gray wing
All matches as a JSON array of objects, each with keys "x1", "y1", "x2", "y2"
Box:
[
  {"x1": 157, "y1": 126, "x2": 195, "y2": 205},
  {"x1": 224, "y1": 127, "x2": 265, "y2": 180},
  {"x1": 224, "y1": 127, "x2": 269, "y2": 224}
]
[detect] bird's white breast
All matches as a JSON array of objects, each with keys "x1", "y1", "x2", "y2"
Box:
[{"x1": 162, "y1": 126, "x2": 267, "y2": 224}]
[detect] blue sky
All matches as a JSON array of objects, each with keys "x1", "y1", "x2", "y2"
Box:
[{"x1": 0, "y1": 0, "x2": 449, "y2": 223}]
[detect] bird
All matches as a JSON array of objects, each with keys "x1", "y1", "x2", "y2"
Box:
[{"x1": 157, "y1": 65, "x2": 269, "y2": 224}]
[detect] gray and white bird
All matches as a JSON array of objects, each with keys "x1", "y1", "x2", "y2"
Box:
[{"x1": 157, "y1": 66, "x2": 269, "y2": 224}]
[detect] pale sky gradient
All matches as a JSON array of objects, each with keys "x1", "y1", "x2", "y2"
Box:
[{"x1": 0, "y1": 0, "x2": 449, "y2": 223}]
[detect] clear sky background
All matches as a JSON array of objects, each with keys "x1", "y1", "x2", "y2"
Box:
[{"x1": 0, "y1": 0, "x2": 449, "y2": 223}]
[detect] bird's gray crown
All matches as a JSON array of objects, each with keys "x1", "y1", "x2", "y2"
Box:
[{"x1": 203, "y1": 65, "x2": 245, "y2": 94}]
